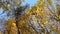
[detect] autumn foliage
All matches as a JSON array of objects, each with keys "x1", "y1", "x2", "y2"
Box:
[{"x1": 0, "y1": 0, "x2": 60, "y2": 34}]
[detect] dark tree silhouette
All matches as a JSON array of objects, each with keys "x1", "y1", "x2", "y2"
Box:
[{"x1": 14, "y1": 5, "x2": 29, "y2": 34}]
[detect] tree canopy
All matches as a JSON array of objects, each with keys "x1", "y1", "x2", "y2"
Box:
[{"x1": 0, "y1": 0, "x2": 60, "y2": 34}]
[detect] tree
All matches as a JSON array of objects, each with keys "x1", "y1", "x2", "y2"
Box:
[
  {"x1": 17, "y1": 0, "x2": 60, "y2": 34},
  {"x1": 5, "y1": 18, "x2": 18, "y2": 34},
  {"x1": 0, "y1": 0, "x2": 29, "y2": 34},
  {"x1": 0, "y1": 0, "x2": 60, "y2": 34}
]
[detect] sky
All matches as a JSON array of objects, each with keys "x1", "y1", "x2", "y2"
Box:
[
  {"x1": 25, "y1": 0, "x2": 38, "y2": 6},
  {"x1": 0, "y1": 8, "x2": 3, "y2": 15},
  {"x1": 22, "y1": 0, "x2": 38, "y2": 6}
]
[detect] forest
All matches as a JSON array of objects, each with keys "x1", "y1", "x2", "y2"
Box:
[{"x1": 0, "y1": 0, "x2": 60, "y2": 34}]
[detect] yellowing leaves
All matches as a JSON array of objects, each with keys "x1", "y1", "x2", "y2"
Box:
[
  {"x1": 0, "y1": 31, "x2": 2, "y2": 34},
  {"x1": 44, "y1": 21, "x2": 48, "y2": 25},
  {"x1": 48, "y1": 0, "x2": 52, "y2": 5},
  {"x1": 0, "y1": 4, "x2": 2, "y2": 8},
  {"x1": 7, "y1": 5, "x2": 13, "y2": 10},
  {"x1": 59, "y1": 16, "x2": 60, "y2": 19},
  {"x1": 4, "y1": 2, "x2": 8, "y2": 4},
  {"x1": 3, "y1": 0, "x2": 60, "y2": 34},
  {"x1": 32, "y1": 15, "x2": 37, "y2": 24},
  {"x1": 12, "y1": 23, "x2": 16, "y2": 27},
  {"x1": 9, "y1": 18, "x2": 16, "y2": 23},
  {"x1": 48, "y1": 11, "x2": 52, "y2": 15}
]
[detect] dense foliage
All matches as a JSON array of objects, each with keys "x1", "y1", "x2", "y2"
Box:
[{"x1": 0, "y1": 0, "x2": 60, "y2": 34}]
